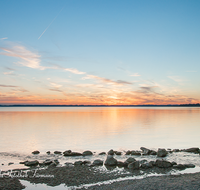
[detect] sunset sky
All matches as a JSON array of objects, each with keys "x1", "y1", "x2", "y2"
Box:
[{"x1": 0, "y1": 0, "x2": 200, "y2": 105}]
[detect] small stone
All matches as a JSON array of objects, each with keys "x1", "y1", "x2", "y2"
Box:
[
  {"x1": 117, "y1": 161, "x2": 125, "y2": 167},
  {"x1": 25, "y1": 160, "x2": 39, "y2": 167},
  {"x1": 184, "y1": 164, "x2": 195, "y2": 168},
  {"x1": 74, "y1": 161, "x2": 83, "y2": 165},
  {"x1": 8, "y1": 162, "x2": 14, "y2": 166},
  {"x1": 104, "y1": 155, "x2": 118, "y2": 166},
  {"x1": 185, "y1": 148, "x2": 199, "y2": 153},
  {"x1": 43, "y1": 160, "x2": 53, "y2": 165},
  {"x1": 173, "y1": 149, "x2": 180, "y2": 152},
  {"x1": 173, "y1": 164, "x2": 186, "y2": 170},
  {"x1": 46, "y1": 151, "x2": 50, "y2": 154},
  {"x1": 99, "y1": 152, "x2": 106, "y2": 155},
  {"x1": 115, "y1": 151, "x2": 122, "y2": 155},
  {"x1": 63, "y1": 150, "x2": 71, "y2": 155},
  {"x1": 93, "y1": 159, "x2": 103, "y2": 166},
  {"x1": 128, "y1": 161, "x2": 140, "y2": 170},
  {"x1": 108, "y1": 149, "x2": 115, "y2": 155},
  {"x1": 131, "y1": 151, "x2": 141, "y2": 156},
  {"x1": 140, "y1": 147, "x2": 151, "y2": 155},
  {"x1": 157, "y1": 148, "x2": 168, "y2": 157},
  {"x1": 54, "y1": 151, "x2": 62, "y2": 154},
  {"x1": 125, "y1": 150, "x2": 131, "y2": 155},
  {"x1": 82, "y1": 150, "x2": 93, "y2": 156},
  {"x1": 32, "y1": 150, "x2": 40, "y2": 154}
]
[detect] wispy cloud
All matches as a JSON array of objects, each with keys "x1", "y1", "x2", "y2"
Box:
[
  {"x1": 168, "y1": 76, "x2": 187, "y2": 83},
  {"x1": 64, "y1": 68, "x2": 85, "y2": 75},
  {"x1": 0, "y1": 37, "x2": 8, "y2": 40},
  {"x1": 0, "y1": 45, "x2": 46, "y2": 70},
  {"x1": 82, "y1": 75, "x2": 133, "y2": 86},
  {"x1": 130, "y1": 73, "x2": 141, "y2": 77},
  {"x1": 3, "y1": 71, "x2": 15, "y2": 75},
  {"x1": 0, "y1": 84, "x2": 18, "y2": 88}
]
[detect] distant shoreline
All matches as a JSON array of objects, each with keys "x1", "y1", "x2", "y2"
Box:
[{"x1": 0, "y1": 104, "x2": 199, "y2": 107}]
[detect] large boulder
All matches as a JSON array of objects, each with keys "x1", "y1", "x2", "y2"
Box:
[
  {"x1": 131, "y1": 151, "x2": 141, "y2": 156},
  {"x1": 25, "y1": 160, "x2": 39, "y2": 167},
  {"x1": 115, "y1": 151, "x2": 122, "y2": 155},
  {"x1": 185, "y1": 147, "x2": 199, "y2": 153},
  {"x1": 63, "y1": 150, "x2": 71, "y2": 155},
  {"x1": 155, "y1": 159, "x2": 172, "y2": 168},
  {"x1": 128, "y1": 161, "x2": 140, "y2": 170},
  {"x1": 124, "y1": 157, "x2": 136, "y2": 166},
  {"x1": 82, "y1": 150, "x2": 93, "y2": 156},
  {"x1": 104, "y1": 155, "x2": 118, "y2": 166},
  {"x1": 157, "y1": 148, "x2": 168, "y2": 157},
  {"x1": 141, "y1": 162, "x2": 153, "y2": 169}
]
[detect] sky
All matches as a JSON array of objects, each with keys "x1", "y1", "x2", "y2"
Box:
[{"x1": 0, "y1": 0, "x2": 200, "y2": 105}]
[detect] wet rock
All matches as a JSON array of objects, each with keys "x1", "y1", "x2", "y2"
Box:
[
  {"x1": 8, "y1": 162, "x2": 14, "y2": 166},
  {"x1": 128, "y1": 161, "x2": 140, "y2": 170},
  {"x1": 82, "y1": 150, "x2": 93, "y2": 156},
  {"x1": 157, "y1": 148, "x2": 168, "y2": 157},
  {"x1": 115, "y1": 151, "x2": 122, "y2": 155},
  {"x1": 185, "y1": 164, "x2": 195, "y2": 168},
  {"x1": 46, "y1": 151, "x2": 50, "y2": 154},
  {"x1": 139, "y1": 159, "x2": 148, "y2": 164},
  {"x1": 149, "y1": 161, "x2": 156, "y2": 166},
  {"x1": 173, "y1": 149, "x2": 180, "y2": 152},
  {"x1": 104, "y1": 155, "x2": 118, "y2": 166},
  {"x1": 54, "y1": 159, "x2": 59, "y2": 165},
  {"x1": 32, "y1": 150, "x2": 40, "y2": 154},
  {"x1": 92, "y1": 159, "x2": 103, "y2": 166},
  {"x1": 131, "y1": 151, "x2": 141, "y2": 156},
  {"x1": 124, "y1": 157, "x2": 136, "y2": 166},
  {"x1": 82, "y1": 160, "x2": 91, "y2": 165},
  {"x1": 74, "y1": 161, "x2": 83, "y2": 166},
  {"x1": 117, "y1": 161, "x2": 125, "y2": 167},
  {"x1": 173, "y1": 164, "x2": 186, "y2": 170},
  {"x1": 2, "y1": 163, "x2": 4, "y2": 165},
  {"x1": 25, "y1": 160, "x2": 39, "y2": 167},
  {"x1": 125, "y1": 150, "x2": 131, "y2": 155},
  {"x1": 43, "y1": 159, "x2": 53, "y2": 165},
  {"x1": 99, "y1": 152, "x2": 106, "y2": 155},
  {"x1": 171, "y1": 161, "x2": 177, "y2": 166},
  {"x1": 155, "y1": 159, "x2": 172, "y2": 168},
  {"x1": 150, "y1": 150, "x2": 157, "y2": 155},
  {"x1": 54, "y1": 151, "x2": 62, "y2": 154},
  {"x1": 63, "y1": 152, "x2": 82, "y2": 156},
  {"x1": 141, "y1": 162, "x2": 153, "y2": 169},
  {"x1": 140, "y1": 147, "x2": 151, "y2": 155},
  {"x1": 108, "y1": 149, "x2": 115, "y2": 155},
  {"x1": 19, "y1": 161, "x2": 28, "y2": 164},
  {"x1": 63, "y1": 150, "x2": 71, "y2": 155},
  {"x1": 48, "y1": 162, "x2": 57, "y2": 167},
  {"x1": 185, "y1": 147, "x2": 199, "y2": 153}
]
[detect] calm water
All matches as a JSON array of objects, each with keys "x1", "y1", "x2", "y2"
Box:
[{"x1": 0, "y1": 106, "x2": 200, "y2": 171}]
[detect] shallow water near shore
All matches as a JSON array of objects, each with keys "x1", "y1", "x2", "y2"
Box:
[{"x1": 0, "y1": 107, "x2": 200, "y2": 169}]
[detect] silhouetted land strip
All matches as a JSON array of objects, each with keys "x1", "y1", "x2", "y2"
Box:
[{"x1": 0, "y1": 103, "x2": 199, "y2": 107}]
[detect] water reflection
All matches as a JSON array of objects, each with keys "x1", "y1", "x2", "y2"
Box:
[{"x1": 0, "y1": 107, "x2": 199, "y2": 154}]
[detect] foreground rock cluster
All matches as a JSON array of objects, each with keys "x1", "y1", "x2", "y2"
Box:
[{"x1": 21, "y1": 147, "x2": 199, "y2": 171}]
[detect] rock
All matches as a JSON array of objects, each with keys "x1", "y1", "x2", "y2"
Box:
[
  {"x1": 8, "y1": 162, "x2": 14, "y2": 166},
  {"x1": 131, "y1": 151, "x2": 141, "y2": 156},
  {"x1": 19, "y1": 161, "x2": 28, "y2": 164},
  {"x1": 124, "y1": 157, "x2": 136, "y2": 166},
  {"x1": 74, "y1": 161, "x2": 83, "y2": 166},
  {"x1": 173, "y1": 164, "x2": 186, "y2": 170},
  {"x1": 32, "y1": 151, "x2": 40, "y2": 155},
  {"x1": 117, "y1": 161, "x2": 125, "y2": 167},
  {"x1": 157, "y1": 148, "x2": 168, "y2": 157},
  {"x1": 99, "y1": 152, "x2": 106, "y2": 155},
  {"x1": 141, "y1": 162, "x2": 153, "y2": 169},
  {"x1": 171, "y1": 161, "x2": 177, "y2": 166},
  {"x1": 46, "y1": 151, "x2": 50, "y2": 154},
  {"x1": 82, "y1": 150, "x2": 93, "y2": 156},
  {"x1": 149, "y1": 161, "x2": 156, "y2": 166},
  {"x1": 140, "y1": 147, "x2": 151, "y2": 155},
  {"x1": 82, "y1": 160, "x2": 91, "y2": 165},
  {"x1": 173, "y1": 149, "x2": 180, "y2": 152},
  {"x1": 93, "y1": 159, "x2": 103, "y2": 166},
  {"x1": 63, "y1": 150, "x2": 71, "y2": 155},
  {"x1": 43, "y1": 159, "x2": 53, "y2": 165},
  {"x1": 150, "y1": 150, "x2": 157, "y2": 155},
  {"x1": 54, "y1": 151, "x2": 62, "y2": 154},
  {"x1": 48, "y1": 162, "x2": 57, "y2": 167},
  {"x1": 115, "y1": 151, "x2": 122, "y2": 155},
  {"x1": 108, "y1": 149, "x2": 115, "y2": 155},
  {"x1": 155, "y1": 159, "x2": 172, "y2": 168},
  {"x1": 104, "y1": 155, "x2": 118, "y2": 166},
  {"x1": 128, "y1": 161, "x2": 140, "y2": 170},
  {"x1": 25, "y1": 160, "x2": 39, "y2": 167},
  {"x1": 184, "y1": 164, "x2": 195, "y2": 168},
  {"x1": 2, "y1": 163, "x2": 4, "y2": 165},
  {"x1": 125, "y1": 150, "x2": 131, "y2": 155},
  {"x1": 185, "y1": 147, "x2": 199, "y2": 153},
  {"x1": 54, "y1": 159, "x2": 59, "y2": 165},
  {"x1": 63, "y1": 152, "x2": 82, "y2": 156},
  {"x1": 139, "y1": 159, "x2": 148, "y2": 164}
]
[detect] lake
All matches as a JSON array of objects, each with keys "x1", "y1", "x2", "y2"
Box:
[{"x1": 0, "y1": 106, "x2": 200, "y2": 171}]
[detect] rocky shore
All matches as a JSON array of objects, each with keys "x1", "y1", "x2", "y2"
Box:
[{"x1": 0, "y1": 147, "x2": 200, "y2": 189}]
